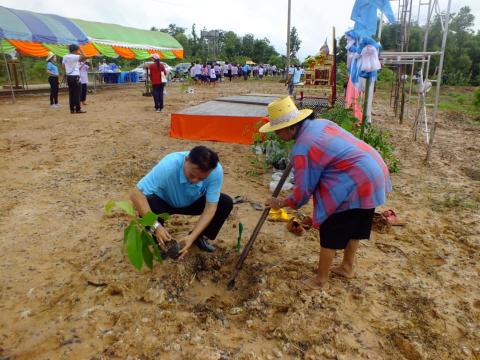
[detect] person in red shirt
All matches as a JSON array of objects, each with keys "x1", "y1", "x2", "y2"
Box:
[{"x1": 149, "y1": 54, "x2": 167, "y2": 112}]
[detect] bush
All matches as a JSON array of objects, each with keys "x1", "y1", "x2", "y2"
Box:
[
  {"x1": 474, "y1": 88, "x2": 480, "y2": 108},
  {"x1": 336, "y1": 62, "x2": 348, "y2": 90},
  {"x1": 30, "y1": 61, "x2": 46, "y2": 82},
  {"x1": 377, "y1": 67, "x2": 394, "y2": 83},
  {"x1": 252, "y1": 131, "x2": 293, "y2": 170}
]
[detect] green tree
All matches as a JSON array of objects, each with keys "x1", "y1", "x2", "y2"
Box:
[
  {"x1": 379, "y1": 7, "x2": 480, "y2": 85},
  {"x1": 337, "y1": 35, "x2": 347, "y2": 63},
  {"x1": 221, "y1": 31, "x2": 241, "y2": 61},
  {"x1": 241, "y1": 34, "x2": 255, "y2": 58},
  {"x1": 288, "y1": 26, "x2": 302, "y2": 63},
  {"x1": 159, "y1": 24, "x2": 186, "y2": 37}
]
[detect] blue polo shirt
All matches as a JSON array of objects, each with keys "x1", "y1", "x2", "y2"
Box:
[
  {"x1": 47, "y1": 62, "x2": 59, "y2": 76},
  {"x1": 137, "y1": 151, "x2": 223, "y2": 208},
  {"x1": 288, "y1": 67, "x2": 301, "y2": 84}
]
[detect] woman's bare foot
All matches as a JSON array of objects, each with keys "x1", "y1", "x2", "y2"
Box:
[
  {"x1": 302, "y1": 276, "x2": 327, "y2": 290},
  {"x1": 331, "y1": 265, "x2": 355, "y2": 278}
]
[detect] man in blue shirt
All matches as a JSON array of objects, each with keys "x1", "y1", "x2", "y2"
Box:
[
  {"x1": 130, "y1": 146, "x2": 233, "y2": 258},
  {"x1": 286, "y1": 65, "x2": 302, "y2": 96},
  {"x1": 242, "y1": 64, "x2": 250, "y2": 80}
]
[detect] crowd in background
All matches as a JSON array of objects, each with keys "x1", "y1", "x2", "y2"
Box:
[{"x1": 187, "y1": 62, "x2": 302, "y2": 85}]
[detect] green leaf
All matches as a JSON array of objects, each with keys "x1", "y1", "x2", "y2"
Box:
[
  {"x1": 139, "y1": 211, "x2": 158, "y2": 227},
  {"x1": 142, "y1": 235, "x2": 154, "y2": 270},
  {"x1": 143, "y1": 231, "x2": 163, "y2": 262},
  {"x1": 114, "y1": 201, "x2": 136, "y2": 216},
  {"x1": 123, "y1": 222, "x2": 134, "y2": 246},
  {"x1": 126, "y1": 224, "x2": 143, "y2": 270},
  {"x1": 104, "y1": 200, "x2": 115, "y2": 214},
  {"x1": 158, "y1": 212, "x2": 170, "y2": 221}
]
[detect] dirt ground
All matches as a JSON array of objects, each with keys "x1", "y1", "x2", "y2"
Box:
[{"x1": 0, "y1": 79, "x2": 479, "y2": 360}]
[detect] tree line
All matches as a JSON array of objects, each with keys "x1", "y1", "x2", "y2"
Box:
[
  {"x1": 337, "y1": 6, "x2": 480, "y2": 86},
  {"x1": 151, "y1": 24, "x2": 302, "y2": 67}
]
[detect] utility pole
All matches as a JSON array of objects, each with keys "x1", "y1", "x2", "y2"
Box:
[{"x1": 286, "y1": 0, "x2": 291, "y2": 71}]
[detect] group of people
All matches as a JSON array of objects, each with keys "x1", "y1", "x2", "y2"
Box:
[
  {"x1": 45, "y1": 46, "x2": 392, "y2": 289},
  {"x1": 47, "y1": 48, "x2": 304, "y2": 113},
  {"x1": 131, "y1": 95, "x2": 391, "y2": 289},
  {"x1": 46, "y1": 44, "x2": 89, "y2": 113},
  {"x1": 188, "y1": 62, "x2": 283, "y2": 84},
  {"x1": 187, "y1": 61, "x2": 305, "y2": 97}
]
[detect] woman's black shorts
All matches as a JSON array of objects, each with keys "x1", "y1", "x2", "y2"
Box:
[{"x1": 319, "y1": 208, "x2": 375, "y2": 250}]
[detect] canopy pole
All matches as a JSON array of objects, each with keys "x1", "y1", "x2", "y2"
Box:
[
  {"x1": 286, "y1": 0, "x2": 291, "y2": 71},
  {"x1": 92, "y1": 57, "x2": 97, "y2": 94},
  {"x1": 1, "y1": 40, "x2": 16, "y2": 103},
  {"x1": 360, "y1": 76, "x2": 372, "y2": 139},
  {"x1": 426, "y1": 0, "x2": 451, "y2": 162},
  {"x1": 18, "y1": 53, "x2": 28, "y2": 90}
]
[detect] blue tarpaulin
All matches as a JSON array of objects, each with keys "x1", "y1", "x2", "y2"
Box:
[
  {"x1": 351, "y1": 0, "x2": 396, "y2": 37},
  {"x1": 0, "y1": 5, "x2": 88, "y2": 44}
]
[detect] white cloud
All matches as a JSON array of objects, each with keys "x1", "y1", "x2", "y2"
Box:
[{"x1": 1, "y1": 0, "x2": 479, "y2": 61}]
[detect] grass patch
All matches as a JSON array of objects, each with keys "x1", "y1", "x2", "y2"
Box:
[
  {"x1": 430, "y1": 86, "x2": 479, "y2": 120},
  {"x1": 430, "y1": 191, "x2": 480, "y2": 212}
]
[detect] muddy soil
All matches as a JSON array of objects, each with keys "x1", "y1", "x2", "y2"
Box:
[{"x1": 0, "y1": 80, "x2": 479, "y2": 359}]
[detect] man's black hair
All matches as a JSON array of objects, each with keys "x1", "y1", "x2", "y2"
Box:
[
  {"x1": 188, "y1": 146, "x2": 219, "y2": 172},
  {"x1": 69, "y1": 44, "x2": 79, "y2": 53}
]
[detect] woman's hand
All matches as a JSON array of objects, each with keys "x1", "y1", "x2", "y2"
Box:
[{"x1": 265, "y1": 197, "x2": 284, "y2": 210}]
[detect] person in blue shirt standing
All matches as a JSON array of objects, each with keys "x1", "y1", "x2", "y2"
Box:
[
  {"x1": 242, "y1": 63, "x2": 250, "y2": 80},
  {"x1": 46, "y1": 52, "x2": 60, "y2": 108},
  {"x1": 286, "y1": 64, "x2": 302, "y2": 96},
  {"x1": 130, "y1": 146, "x2": 233, "y2": 258}
]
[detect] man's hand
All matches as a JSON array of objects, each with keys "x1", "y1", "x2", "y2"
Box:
[
  {"x1": 265, "y1": 197, "x2": 284, "y2": 210},
  {"x1": 177, "y1": 234, "x2": 196, "y2": 259},
  {"x1": 154, "y1": 224, "x2": 172, "y2": 250}
]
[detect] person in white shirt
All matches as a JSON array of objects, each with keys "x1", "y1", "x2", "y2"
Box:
[
  {"x1": 99, "y1": 60, "x2": 108, "y2": 72},
  {"x1": 62, "y1": 44, "x2": 86, "y2": 114},
  {"x1": 232, "y1": 64, "x2": 238, "y2": 79},
  {"x1": 189, "y1": 62, "x2": 196, "y2": 80},
  {"x1": 79, "y1": 60, "x2": 89, "y2": 105},
  {"x1": 194, "y1": 63, "x2": 202, "y2": 82},
  {"x1": 213, "y1": 64, "x2": 219, "y2": 81},
  {"x1": 209, "y1": 66, "x2": 217, "y2": 86},
  {"x1": 258, "y1": 65, "x2": 264, "y2": 79},
  {"x1": 272, "y1": 64, "x2": 277, "y2": 77}
]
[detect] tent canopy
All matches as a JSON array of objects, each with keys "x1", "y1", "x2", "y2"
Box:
[
  {"x1": 0, "y1": 6, "x2": 88, "y2": 45},
  {"x1": 0, "y1": 6, "x2": 183, "y2": 59},
  {"x1": 71, "y1": 18, "x2": 182, "y2": 51}
]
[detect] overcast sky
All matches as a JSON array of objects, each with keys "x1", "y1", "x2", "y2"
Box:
[{"x1": 1, "y1": 0, "x2": 479, "y2": 60}]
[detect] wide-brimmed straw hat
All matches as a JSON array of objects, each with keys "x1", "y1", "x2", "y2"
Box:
[
  {"x1": 46, "y1": 52, "x2": 55, "y2": 61},
  {"x1": 259, "y1": 96, "x2": 313, "y2": 133},
  {"x1": 151, "y1": 53, "x2": 160, "y2": 60}
]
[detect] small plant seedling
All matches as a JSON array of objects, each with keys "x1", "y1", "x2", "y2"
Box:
[
  {"x1": 104, "y1": 200, "x2": 170, "y2": 271},
  {"x1": 237, "y1": 222, "x2": 244, "y2": 252}
]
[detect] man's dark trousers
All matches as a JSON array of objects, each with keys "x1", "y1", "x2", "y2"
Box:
[
  {"x1": 146, "y1": 194, "x2": 233, "y2": 240},
  {"x1": 67, "y1": 75, "x2": 81, "y2": 113}
]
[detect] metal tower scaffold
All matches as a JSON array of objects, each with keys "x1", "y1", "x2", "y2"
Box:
[{"x1": 379, "y1": 0, "x2": 452, "y2": 162}]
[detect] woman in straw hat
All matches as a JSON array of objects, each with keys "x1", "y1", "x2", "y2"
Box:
[
  {"x1": 261, "y1": 96, "x2": 391, "y2": 289},
  {"x1": 46, "y1": 52, "x2": 60, "y2": 108}
]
